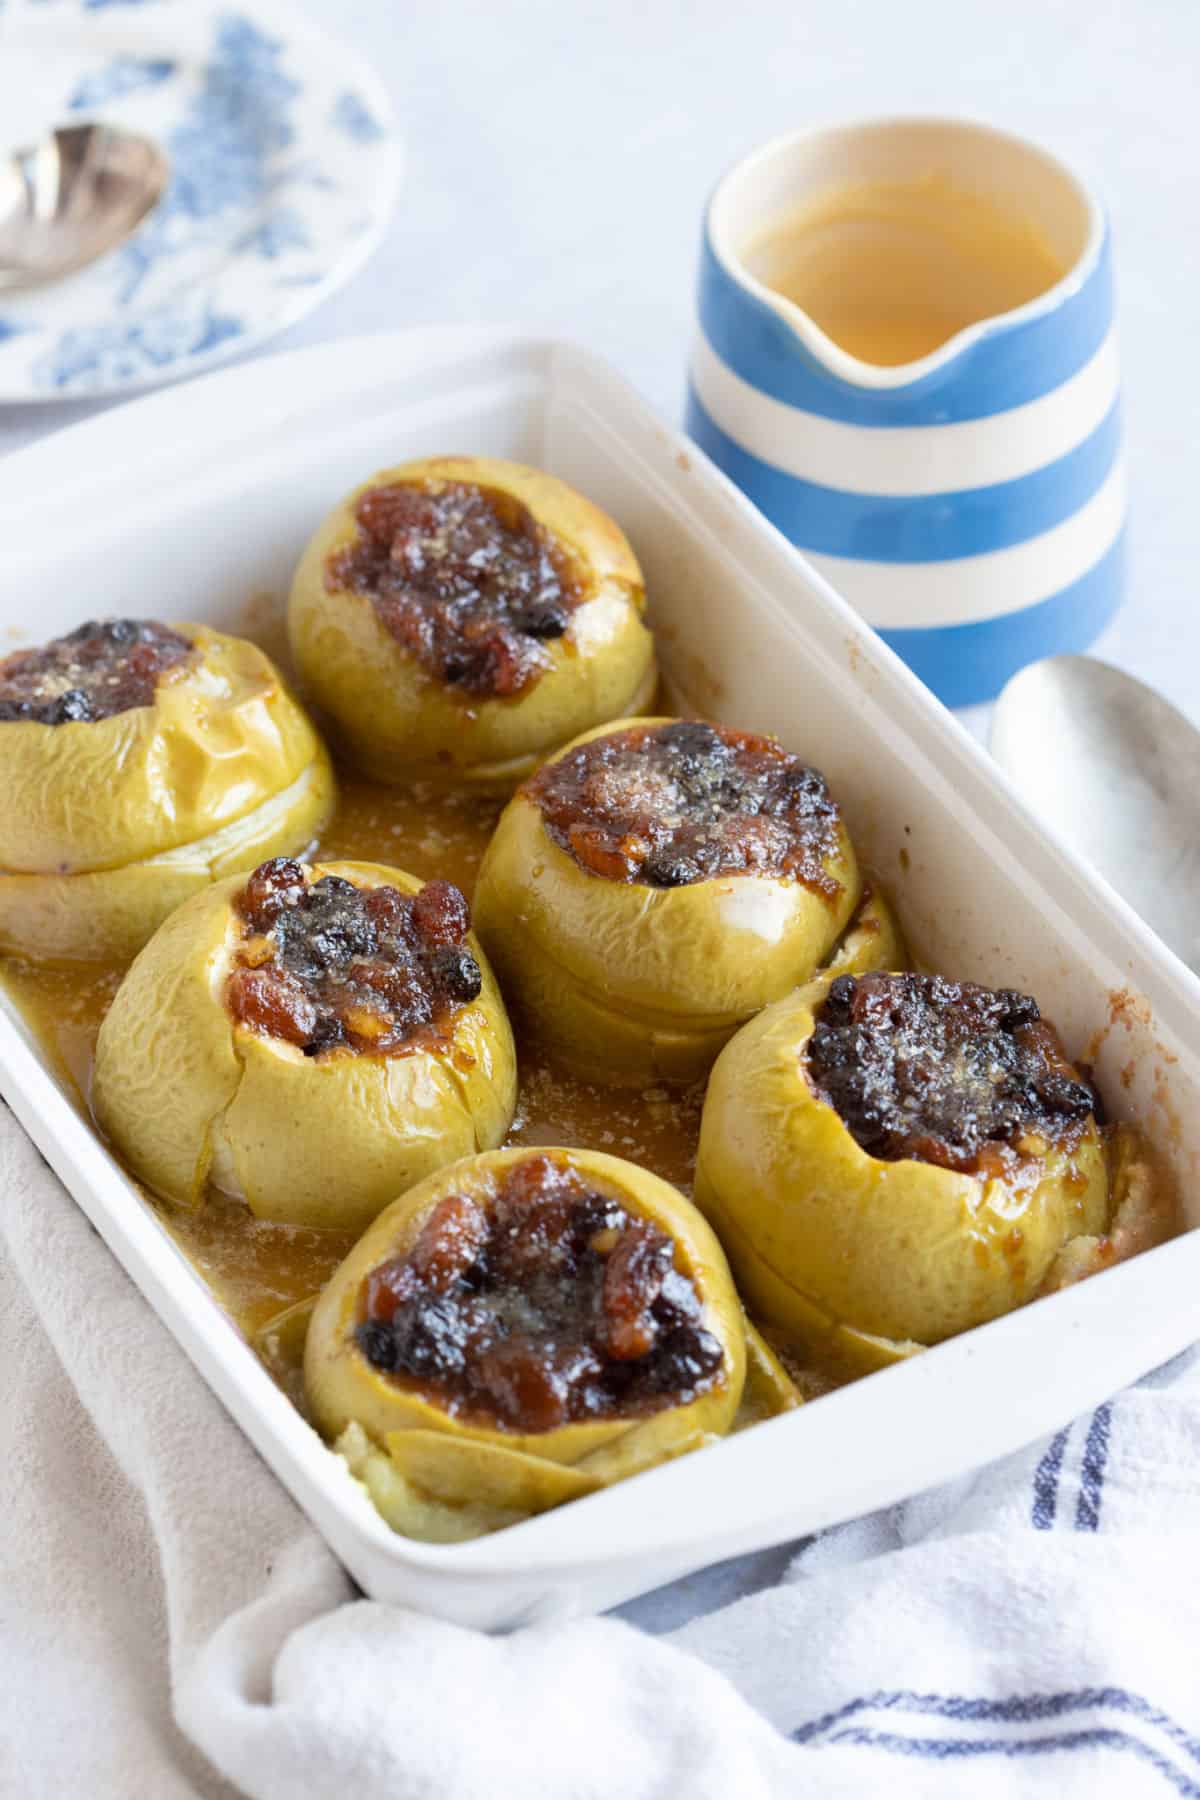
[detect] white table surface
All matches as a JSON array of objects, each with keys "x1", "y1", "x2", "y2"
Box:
[{"x1": 4, "y1": 0, "x2": 1198, "y2": 741}]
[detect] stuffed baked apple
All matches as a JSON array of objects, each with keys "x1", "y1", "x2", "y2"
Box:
[
  {"x1": 0, "y1": 618, "x2": 334, "y2": 961},
  {"x1": 92, "y1": 857, "x2": 516, "y2": 1232},
  {"x1": 305, "y1": 1146, "x2": 747, "y2": 1539},
  {"x1": 288, "y1": 456, "x2": 656, "y2": 788},
  {"x1": 695, "y1": 970, "x2": 1110, "y2": 1371},
  {"x1": 472, "y1": 716, "x2": 901, "y2": 1085}
]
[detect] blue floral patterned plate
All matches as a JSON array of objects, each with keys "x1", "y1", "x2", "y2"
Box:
[{"x1": 0, "y1": 0, "x2": 401, "y2": 399}]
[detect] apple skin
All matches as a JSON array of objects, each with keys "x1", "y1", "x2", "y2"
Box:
[
  {"x1": 694, "y1": 973, "x2": 1109, "y2": 1361},
  {"x1": 304, "y1": 1146, "x2": 747, "y2": 1525},
  {"x1": 91, "y1": 861, "x2": 517, "y2": 1234},
  {"x1": 473, "y1": 718, "x2": 881, "y2": 1086},
  {"x1": 0, "y1": 624, "x2": 333, "y2": 962}
]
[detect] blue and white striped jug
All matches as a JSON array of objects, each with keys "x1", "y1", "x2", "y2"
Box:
[{"x1": 687, "y1": 118, "x2": 1122, "y2": 707}]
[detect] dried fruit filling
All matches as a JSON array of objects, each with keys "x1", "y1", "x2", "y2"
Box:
[
  {"x1": 0, "y1": 619, "x2": 193, "y2": 724},
  {"x1": 326, "y1": 479, "x2": 586, "y2": 700},
  {"x1": 356, "y1": 1155, "x2": 726, "y2": 1431},
  {"x1": 528, "y1": 720, "x2": 844, "y2": 889},
  {"x1": 226, "y1": 858, "x2": 484, "y2": 1059},
  {"x1": 807, "y1": 972, "x2": 1099, "y2": 1174}
]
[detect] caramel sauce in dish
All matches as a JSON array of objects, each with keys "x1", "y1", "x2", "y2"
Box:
[
  {"x1": 0, "y1": 774, "x2": 704, "y2": 1357},
  {"x1": 742, "y1": 176, "x2": 1067, "y2": 367},
  {"x1": 0, "y1": 705, "x2": 1170, "y2": 1420}
]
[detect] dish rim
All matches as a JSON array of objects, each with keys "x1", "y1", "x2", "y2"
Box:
[{"x1": 1, "y1": 323, "x2": 1197, "y2": 1607}]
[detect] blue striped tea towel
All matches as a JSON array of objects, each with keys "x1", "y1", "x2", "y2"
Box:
[{"x1": 4, "y1": 1102, "x2": 1197, "y2": 1799}]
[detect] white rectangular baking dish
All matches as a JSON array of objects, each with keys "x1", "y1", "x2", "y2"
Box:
[{"x1": 2, "y1": 326, "x2": 1198, "y2": 1631}]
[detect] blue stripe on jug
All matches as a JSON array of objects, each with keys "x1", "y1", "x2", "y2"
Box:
[
  {"x1": 697, "y1": 225, "x2": 1113, "y2": 426},
  {"x1": 684, "y1": 357, "x2": 1126, "y2": 621},
  {"x1": 690, "y1": 325, "x2": 1120, "y2": 496},
  {"x1": 876, "y1": 533, "x2": 1124, "y2": 708},
  {"x1": 685, "y1": 392, "x2": 1121, "y2": 562},
  {"x1": 797, "y1": 453, "x2": 1125, "y2": 630}
]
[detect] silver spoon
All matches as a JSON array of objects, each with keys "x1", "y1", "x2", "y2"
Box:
[
  {"x1": 0, "y1": 123, "x2": 169, "y2": 291},
  {"x1": 990, "y1": 655, "x2": 1200, "y2": 977}
]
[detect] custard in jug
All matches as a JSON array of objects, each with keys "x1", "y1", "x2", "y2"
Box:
[{"x1": 742, "y1": 175, "x2": 1067, "y2": 367}]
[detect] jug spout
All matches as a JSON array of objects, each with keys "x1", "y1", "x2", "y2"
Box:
[
  {"x1": 704, "y1": 117, "x2": 1101, "y2": 396},
  {"x1": 751, "y1": 283, "x2": 969, "y2": 393}
]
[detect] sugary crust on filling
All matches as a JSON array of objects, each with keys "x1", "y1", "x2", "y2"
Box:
[
  {"x1": 355, "y1": 1154, "x2": 725, "y2": 1431},
  {"x1": 807, "y1": 971, "x2": 1098, "y2": 1174},
  {"x1": 0, "y1": 619, "x2": 193, "y2": 724},
  {"x1": 325, "y1": 479, "x2": 587, "y2": 700},
  {"x1": 526, "y1": 720, "x2": 844, "y2": 890}
]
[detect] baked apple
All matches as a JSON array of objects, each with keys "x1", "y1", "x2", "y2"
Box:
[
  {"x1": 92, "y1": 857, "x2": 516, "y2": 1233},
  {"x1": 695, "y1": 970, "x2": 1110, "y2": 1371},
  {"x1": 473, "y1": 717, "x2": 898, "y2": 1085},
  {"x1": 288, "y1": 456, "x2": 656, "y2": 787},
  {"x1": 305, "y1": 1146, "x2": 747, "y2": 1538},
  {"x1": 0, "y1": 618, "x2": 333, "y2": 961}
]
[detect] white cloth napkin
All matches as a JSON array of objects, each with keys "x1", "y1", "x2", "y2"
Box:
[{"x1": 4, "y1": 1099, "x2": 1199, "y2": 1800}]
